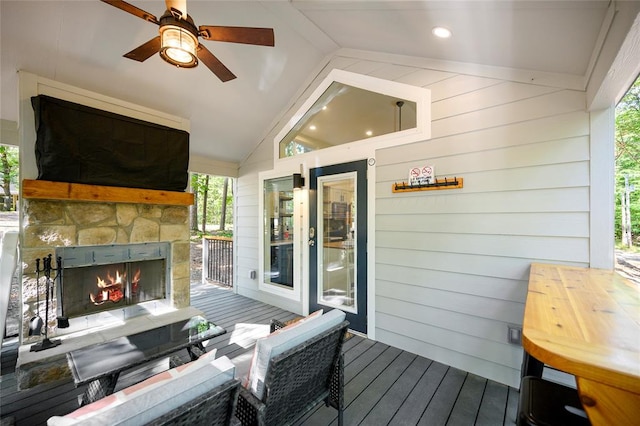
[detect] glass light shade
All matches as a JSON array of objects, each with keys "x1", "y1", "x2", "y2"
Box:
[{"x1": 160, "y1": 26, "x2": 198, "y2": 67}]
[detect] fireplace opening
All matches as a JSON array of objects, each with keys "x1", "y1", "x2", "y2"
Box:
[
  {"x1": 55, "y1": 242, "x2": 171, "y2": 321},
  {"x1": 61, "y1": 259, "x2": 166, "y2": 318}
]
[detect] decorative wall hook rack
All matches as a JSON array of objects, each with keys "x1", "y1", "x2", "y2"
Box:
[{"x1": 392, "y1": 177, "x2": 463, "y2": 193}]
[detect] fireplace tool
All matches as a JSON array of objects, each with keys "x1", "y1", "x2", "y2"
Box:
[
  {"x1": 28, "y1": 258, "x2": 43, "y2": 336},
  {"x1": 54, "y1": 255, "x2": 69, "y2": 328},
  {"x1": 30, "y1": 254, "x2": 62, "y2": 352}
]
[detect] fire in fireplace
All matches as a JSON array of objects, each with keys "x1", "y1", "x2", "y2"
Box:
[{"x1": 56, "y1": 242, "x2": 170, "y2": 319}]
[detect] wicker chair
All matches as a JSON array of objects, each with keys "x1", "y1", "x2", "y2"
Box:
[
  {"x1": 234, "y1": 319, "x2": 349, "y2": 426},
  {"x1": 147, "y1": 378, "x2": 240, "y2": 426}
]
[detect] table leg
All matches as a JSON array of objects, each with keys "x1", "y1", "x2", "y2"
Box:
[
  {"x1": 80, "y1": 373, "x2": 120, "y2": 406},
  {"x1": 186, "y1": 342, "x2": 207, "y2": 361},
  {"x1": 521, "y1": 351, "x2": 544, "y2": 378}
]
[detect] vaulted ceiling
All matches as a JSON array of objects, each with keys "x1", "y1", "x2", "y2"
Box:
[{"x1": 1, "y1": 1, "x2": 638, "y2": 167}]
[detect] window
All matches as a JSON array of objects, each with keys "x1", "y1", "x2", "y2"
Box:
[
  {"x1": 262, "y1": 176, "x2": 295, "y2": 289},
  {"x1": 275, "y1": 69, "x2": 430, "y2": 161},
  {"x1": 279, "y1": 82, "x2": 417, "y2": 158}
]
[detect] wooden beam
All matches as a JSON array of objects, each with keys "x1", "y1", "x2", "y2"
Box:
[{"x1": 22, "y1": 179, "x2": 194, "y2": 206}]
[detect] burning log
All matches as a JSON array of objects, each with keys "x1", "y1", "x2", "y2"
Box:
[{"x1": 89, "y1": 270, "x2": 126, "y2": 305}]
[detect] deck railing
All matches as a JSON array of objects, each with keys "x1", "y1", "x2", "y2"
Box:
[{"x1": 203, "y1": 236, "x2": 233, "y2": 287}]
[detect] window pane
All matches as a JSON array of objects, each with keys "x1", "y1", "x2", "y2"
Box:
[
  {"x1": 318, "y1": 174, "x2": 356, "y2": 311},
  {"x1": 263, "y1": 176, "x2": 294, "y2": 287},
  {"x1": 279, "y1": 82, "x2": 416, "y2": 158}
]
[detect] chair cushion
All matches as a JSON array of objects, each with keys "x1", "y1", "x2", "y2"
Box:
[
  {"x1": 246, "y1": 309, "x2": 346, "y2": 399},
  {"x1": 47, "y1": 352, "x2": 234, "y2": 426},
  {"x1": 239, "y1": 310, "x2": 322, "y2": 386}
]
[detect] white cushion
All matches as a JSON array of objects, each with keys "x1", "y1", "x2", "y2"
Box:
[
  {"x1": 47, "y1": 352, "x2": 234, "y2": 426},
  {"x1": 246, "y1": 309, "x2": 346, "y2": 399}
]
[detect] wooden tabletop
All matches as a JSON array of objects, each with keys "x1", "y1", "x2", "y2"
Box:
[{"x1": 523, "y1": 263, "x2": 640, "y2": 425}]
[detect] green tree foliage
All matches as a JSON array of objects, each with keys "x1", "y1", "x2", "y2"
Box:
[
  {"x1": 615, "y1": 76, "x2": 640, "y2": 244},
  {"x1": 190, "y1": 173, "x2": 233, "y2": 235},
  {"x1": 0, "y1": 145, "x2": 19, "y2": 211}
]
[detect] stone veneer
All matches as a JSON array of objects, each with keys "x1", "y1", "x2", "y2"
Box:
[{"x1": 21, "y1": 199, "x2": 191, "y2": 345}]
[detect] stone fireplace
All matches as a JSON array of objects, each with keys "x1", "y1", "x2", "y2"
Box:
[{"x1": 20, "y1": 188, "x2": 192, "y2": 344}]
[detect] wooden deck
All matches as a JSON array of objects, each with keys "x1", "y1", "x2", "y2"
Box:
[{"x1": 1, "y1": 282, "x2": 519, "y2": 425}]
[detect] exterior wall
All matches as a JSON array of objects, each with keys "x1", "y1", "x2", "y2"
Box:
[
  {"x1": 375, "y1": 75, "x2": 588, "y2": 389},
  {"x1": 236, "y1": 54, "x2": 592, "y2": 388}
]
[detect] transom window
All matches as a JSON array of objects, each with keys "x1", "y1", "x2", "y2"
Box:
[{"x1": 277, "y1": 72, "x2": 423, "y2": 159}]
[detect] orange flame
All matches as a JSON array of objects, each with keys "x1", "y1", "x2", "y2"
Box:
[{"x1": 89, "y1": 269, "x2": 129, "y2": 305}]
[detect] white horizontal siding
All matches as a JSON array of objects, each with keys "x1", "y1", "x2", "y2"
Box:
[
  {"x1": 377, "y1": 232, "x2": 588, "y2": 263},
  {"x1": 431, "y1": 81, "x2": 561, "y2": 120},
  {"x1": 377, "y1": 187, "x2": 590, "y2": 214},
  {"x1": 375, "y1": 70, "x2": 589, "y2": 388},
  {"x1": 377, "y1": 279, "x2": 524, "y2": 326},
  {"x1": 376, "y1": 266, "x2": 527, "y2": 303},
  {"x1": 376, "y1": 320, "x2": 521, "y2": 389},
  {"x1": 379, "y1": 111, "x2": 590, "y2": 163},
  {"x1": 432, "y1": 90, "x2": 586, "y2": 138},
  {"x1": 376, "y1": 212, "x2": 589, "y2": 238}
]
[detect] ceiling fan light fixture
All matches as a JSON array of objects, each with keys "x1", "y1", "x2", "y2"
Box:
[{"x1": 160, "y1": 25, "x2": 198, "y2": 68}]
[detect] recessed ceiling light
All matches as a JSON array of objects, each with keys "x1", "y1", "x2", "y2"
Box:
[
  {"x1": 432, "y1": 27, "x2": 452, "y2": 39},
  {"x1": 365, "y1": 130, "x2": 373, "y2": 137},
  {"x1": 309, "y1": 125, "x2": 317, "y2": 130}
]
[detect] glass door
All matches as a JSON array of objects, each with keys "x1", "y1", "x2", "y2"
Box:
[{"x1": 309, "y1": 160, "x2": 367, "y2": 333}]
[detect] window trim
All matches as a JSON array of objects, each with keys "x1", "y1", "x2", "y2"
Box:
[{"x1": 258, "y1": 169, "x2": 303, "y2": 301}]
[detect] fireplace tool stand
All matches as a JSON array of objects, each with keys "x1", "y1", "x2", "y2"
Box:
[{"x1": 30, "y1": 254, "x2": 63, "y2": 352}]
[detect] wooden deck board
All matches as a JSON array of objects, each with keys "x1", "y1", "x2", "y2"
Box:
[
  {"x1": 349, "y1": 351, "x2": 417, "y2": 425},
  {"x1": 1, "y1": 283, "x2": 518, "y2": 425},
  {"x1": 361, "y1": 355, "x2": 432, "y2": 425},
  {"x1": 476, "y1": 379, "x2": 510, "y2": 426},
  {"x1": 448, "y1": 373, "x2": 487, "y2": 425},
  {"x1": 389, "y1": 361, "x2": 449, "y2": 425}
]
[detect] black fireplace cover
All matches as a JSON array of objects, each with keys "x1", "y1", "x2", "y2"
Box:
[{"x1": 32, "y1": 95, "x2": 189, "y2": 191}]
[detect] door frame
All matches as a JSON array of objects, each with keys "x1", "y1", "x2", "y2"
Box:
[{"x1": 308, "y1": 160, "x2": 368, "y2": 333}]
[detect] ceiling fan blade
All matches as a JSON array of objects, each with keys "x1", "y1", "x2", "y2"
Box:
[
  {"x1": 165, "y1": 0, "x2": 187, "y2": 19},
  {"x1": 124, "y1": 36, "x2": 161, "y2": 62},
  {"x1": 100, "y1": 0, "x2": 159, "y2": 24},
  {"x1": 199, "y1": 26, "x2": 275, "y2": 46},
  {"x1": 196, "y1": 45, "x2": 236, "y2": 82}
]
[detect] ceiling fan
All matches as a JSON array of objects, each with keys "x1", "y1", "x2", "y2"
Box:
[{"x1": 101, "y1": 0, "x2": 275, "y2": 82}]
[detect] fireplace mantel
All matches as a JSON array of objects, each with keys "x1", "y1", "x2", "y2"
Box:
[{"x1": 22, "y1": 179, "x2": 194, "y2": 206}]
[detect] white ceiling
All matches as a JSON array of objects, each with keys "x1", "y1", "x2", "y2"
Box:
[{"x1": 0, "y1": 1, "x2": 630, "y2": 166}]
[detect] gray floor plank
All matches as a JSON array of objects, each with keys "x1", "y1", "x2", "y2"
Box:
[
  {"x1": 418, "y1": 367, "x2": 467, "y2": 426},
  {"x1": 447, "y1": 373, "x2": 487, "y2": 426},
  {"x1": 504, "y1": 386, "x2": 520, "y2": 426},
  {"x1": 345, "y1": 341, "x2": 390, "y2": 383},
  {"x1": 351, "y1": 350, "x2": 417, "y2": 425},
  {"x1": 476, "y1": 379, "x2": 510, "y2": 426},
  {"x1": 360, "y1": 355, "x2": 433, "y2": 425},
  {"x1": 389, "y1": 360, "x2": 449, "y2": 426}
]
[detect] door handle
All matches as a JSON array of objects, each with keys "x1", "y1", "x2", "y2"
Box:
[{"x1": 309, "y1": 227, "x2": 315, "y2": 246}]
